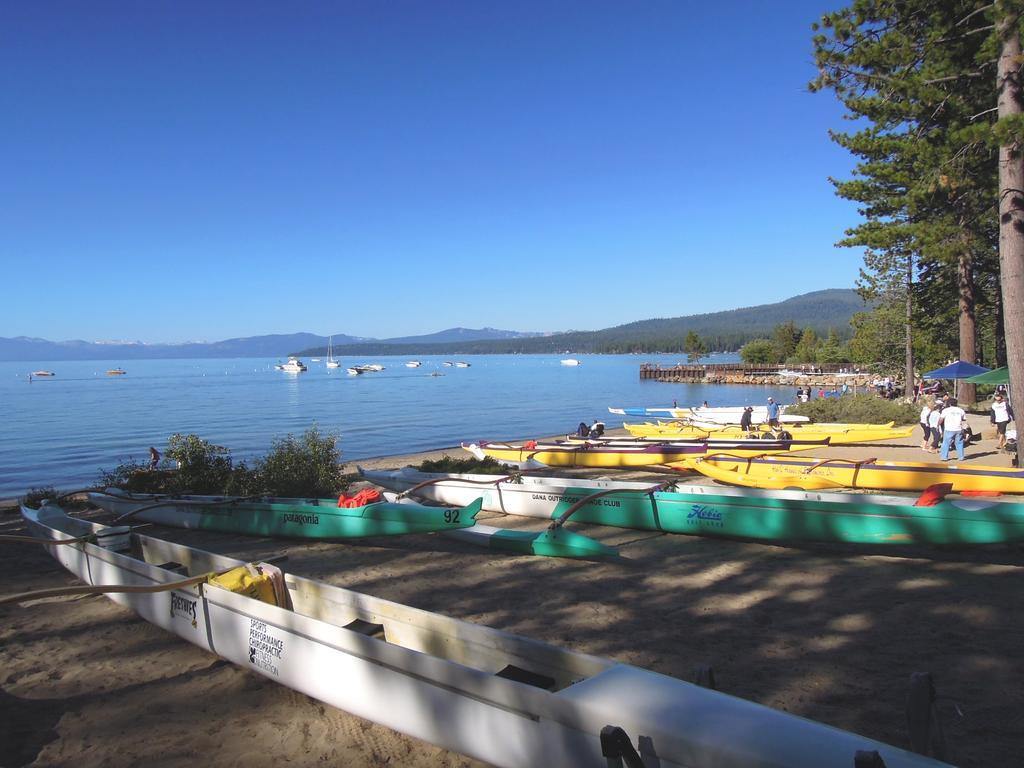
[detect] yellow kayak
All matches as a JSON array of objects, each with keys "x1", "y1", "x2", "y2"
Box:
[
  {"x1": 463, "y1": 435, "x2": 831, "y2": 468},
  {"x1": 673, "y1": 454, "x2": 1024, "y2": 494},
  {"x1": 624, "y1": 421, "x2": 914, "y2": 445},
  {"x1": 464, "y1": 440, "x2": 708, "y2": 467}
]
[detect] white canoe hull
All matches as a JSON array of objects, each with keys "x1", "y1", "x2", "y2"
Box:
[{"x1": 21, "y1": 504, "x2": 949, "y2": 768}]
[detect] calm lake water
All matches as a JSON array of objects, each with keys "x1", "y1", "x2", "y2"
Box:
[{"x1": 1, "y1": 353, "x2": 800, "y2": 497}]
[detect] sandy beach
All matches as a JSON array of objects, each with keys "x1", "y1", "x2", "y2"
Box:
[{"x1": 2, "y1": 416, "x2": 1022, "y2": 767}]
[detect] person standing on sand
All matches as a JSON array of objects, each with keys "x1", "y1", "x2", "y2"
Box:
[
  {"x1": 927, "y1": 402, "x2": 943, "y2": 453},
  {"x1": 766, "y1": 398, "x2": 780, "y2": 428},
  {"x1": 739, "y1": 406, "x2": 754, "y2": 433},
  {"x1": 991, "y1": 393, "x2": 1014, "y2": 450},
  {"x1": 919, "y1": 397, "x2": 934, "y2": 450},
  {"x1": 939, "y1": 397, "x2": 968, "y2": 461}
]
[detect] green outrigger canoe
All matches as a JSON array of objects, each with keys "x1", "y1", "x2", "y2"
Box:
[
  {"x1": 361, "y1": 467, "x2": 1024, "y2": 546},
  {"x1": 89, "y1": 488, "x2": 613, "y2": 558},
  {"x1": 89, "y1": 488, "x2": 480, "y2": 539}
]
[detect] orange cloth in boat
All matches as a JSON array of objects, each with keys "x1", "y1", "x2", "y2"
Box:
[{"x1": 337, "y1": 488, "x2": 383, "y2": 508}]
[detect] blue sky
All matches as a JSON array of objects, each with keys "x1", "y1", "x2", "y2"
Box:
[{"x1": 1, "y1": 1, "x2": 859, "y2": 343}]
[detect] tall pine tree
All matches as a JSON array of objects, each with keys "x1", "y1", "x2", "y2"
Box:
[{"x1": 811, "y1": 0, "x2": 1008, "y2": 404}]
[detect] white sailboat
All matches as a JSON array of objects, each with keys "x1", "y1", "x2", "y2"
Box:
[{"x1": 326, "y1": 336, "x2": 341, "y2": 369}]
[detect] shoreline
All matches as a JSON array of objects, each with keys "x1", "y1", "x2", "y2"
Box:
[
  {"x1": 4, "y1": 412, "x2": 1015, "y2": 507},
  {"x1": 2, "y1": 415, "x2": 1021, "y2": 767}
]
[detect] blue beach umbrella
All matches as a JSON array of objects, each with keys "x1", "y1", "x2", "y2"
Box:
[
  {"x1": 923, "y1": 360, "x2": 991, "y2": 380},
  {"x1": 923, "y1": 360, "x2": 991, "y2": 398}
]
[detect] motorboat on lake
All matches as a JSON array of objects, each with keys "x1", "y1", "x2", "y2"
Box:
[
  {"x1": 560, "y1": 359, "x2": 581, "y2": 366},
  {"x1": 275, "y1": 357, "x2": 307, "y2": 373},
  {"x1": 32, "y1": 370, "x2": 55, "y2": 377},
  {"x1": 405, "y1": 361, "x2": 422, "y2": 368},
  {"x1": 106, "y1": 368, "x2": 127, "y2": 375}
]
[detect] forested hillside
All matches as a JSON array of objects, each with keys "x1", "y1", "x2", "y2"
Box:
[{"x1": 315, "y1": 289, "x2": 865, "y2": 355}]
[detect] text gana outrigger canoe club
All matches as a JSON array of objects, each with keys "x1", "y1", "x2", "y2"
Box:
[{"x1": 531, "y1": 493, "x2": 621, "y2": 507}]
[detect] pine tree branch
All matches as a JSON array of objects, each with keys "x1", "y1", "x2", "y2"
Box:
[
  {"x1": 934, "y1": 23, "x2": 997, "y2": 44},
  {"x1": 955, "y1": 4, "x2": 995, "y2": 27},
  {"x1": 923, "y1": 62, "x2": 997, "y2": 85}
]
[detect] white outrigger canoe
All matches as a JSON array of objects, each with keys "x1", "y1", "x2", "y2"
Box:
[{"x1": 19, "y1": 502, "x2": 949, "y2": 767}]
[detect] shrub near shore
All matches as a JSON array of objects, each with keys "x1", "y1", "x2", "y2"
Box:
[
  {"x1": 98, "y1": 427, "x2": 348, "y2": 498},
  {"x1": 787, "y1": 394, "x2": 919, "y2": 425}
]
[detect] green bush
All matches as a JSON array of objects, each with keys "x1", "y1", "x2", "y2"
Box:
[
  {"x1": 97, "y1": 428, "x2": 346, "y2": 498},
  {"x1": 415, "y1": 455, "x2": 512, "y2": 474},
  {"x1": 164, "y1": 433, "x2": 236, "y2": 493},
  {"x1": 98, "y1": 459, "x2": 174, "y2": 493},
  {"x1": 787, "y1": 394, "x2": 919, "y2": 425},
  {"x1": 251, "y1": 426, "x2": 345, "y2": 498}
]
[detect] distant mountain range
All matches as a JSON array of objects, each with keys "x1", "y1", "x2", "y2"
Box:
[
  {"x1": 0, "y1": 328, "x2": 541, "y2": 362},
  {"x1": 1, "y1": 289, "x2": 866, "y2": 361}
]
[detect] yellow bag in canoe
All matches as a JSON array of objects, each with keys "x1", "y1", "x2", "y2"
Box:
[{"x1": 208, "y1": 562, "x2": 287, "y2": 607}]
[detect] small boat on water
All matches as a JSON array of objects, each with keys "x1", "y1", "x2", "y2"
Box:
[
  {"x1": 346, "y1": 367, "x2": 362, "y2": 375},
  {"x1": 680, "y1": 454, "x2": 1024, "y2": 494},
  {"x1": 106, "y1": 368, "x2": 127, "y2": 375},
  {"x1": 31, "y1": 370, "x2": 55, "y2": 377},
  {"x1": 18, "y1": 502, "x2": 951, "y2": 767},
  {"x1": 274, "y1": 357, "x2": 307, "y2": 373},
  {"x1": 443, "y1": 361, "x2": 454, "y2": 367},
  {"x1": 405, "y1": 361, "x2": 422, "y2": 368},
  {"x1": 560, "y1": 359, "x2": 581, "y2": 366},
  {"x1": 361, "y1": 468, "x2": 1024, "y2": 546},
  {"x1": 454, "y1": 361, "x2": 471, "y2": 368},
  {"x1": 326, "y1": 336, "x2": 341, "y2": 368},
  {"x1": 88, "y1": 488, "x2": 480, "y2": 539}
]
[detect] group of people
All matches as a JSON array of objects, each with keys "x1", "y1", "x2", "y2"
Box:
[
  {"x1": 918, "y1": 390, "x2": 1015, "y2": 461},
  {"x1": 794, "y1": 384, "x2": 850, "y2": 403},
  {"x1": 919, "y1": 396, "x2": 969, "y2": 460}
]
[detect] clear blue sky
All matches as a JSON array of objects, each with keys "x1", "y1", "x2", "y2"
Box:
[{"x1": 1, "y1": 1, "x2": 859, "y2": 344}]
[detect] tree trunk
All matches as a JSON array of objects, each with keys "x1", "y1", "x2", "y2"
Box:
[
  {"x1": 905, "y1": 253, "x2": 915, "y2": 400},
  {"x1": 998, "y1": 10, "x2": 1024, "y2": 421},
  {"x1": 995, "y1": 286, "x2": 1007, "y2": 367},
  {"x1": 957, "y1": 243, "x2": 977, "y2": 405}
]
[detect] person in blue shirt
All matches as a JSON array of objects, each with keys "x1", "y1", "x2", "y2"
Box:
[{"x1": 766, "y1": 397, "x2": 781, "y2": 428}]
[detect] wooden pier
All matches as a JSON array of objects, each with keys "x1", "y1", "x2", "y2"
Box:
[{"x1": 640, "y1": 363, "x2": 872, "y2": 386}]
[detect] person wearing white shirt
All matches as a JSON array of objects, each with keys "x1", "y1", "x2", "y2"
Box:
[
  {"x1": 939, "y1": 398, "x2": 968, "y2": 461},
  {"x1": 927, "y1": 404, "x2": 943, "y2": 453},
  {"x1": 919, "y1": 398, "x2": 934, "y2": 450},
  {"x1": 990, "y1": 393, "x2": 1015, "y2": 450}
]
